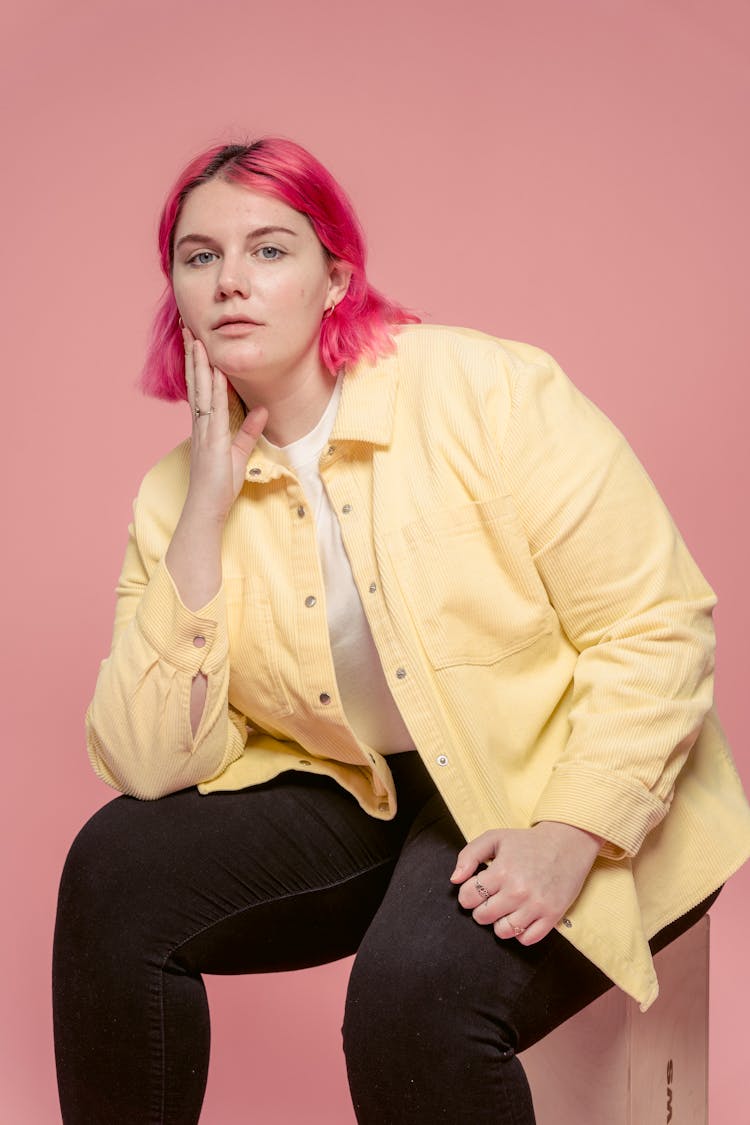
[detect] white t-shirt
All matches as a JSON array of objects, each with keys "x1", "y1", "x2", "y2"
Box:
[{"x1": 257, "y1": 380, "x2": 414, "y2": 755}]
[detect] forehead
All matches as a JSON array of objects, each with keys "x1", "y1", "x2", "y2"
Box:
[{"x1": 175, "y1": 178, "x2": 313, "y2": 238}]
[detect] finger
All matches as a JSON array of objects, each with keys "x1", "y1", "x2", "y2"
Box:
[
  {"x1": 457, "y1": 869, "x2": 510, "y2": 913},
  {"x1": 513, "y1": 918, "x2": 552, "y2": 946},
  {"x1": 233, "y1": 404, "x2": 269, "y2": 458},
  {"x1": 192, "y1": 340, "x2": 214, "y2": 422},
  {"x1": 450, "y1": 831, "x2": 500, "y2": 883},
  {"x1": 493, "y1": 913, "x2": 534, "y2": 941},
  {"x1": 210, "y1": 366, "x2": 229, "y2": 426},
  {"x1": 182, "y1": 327, "x2": 195, "y2": 415}
]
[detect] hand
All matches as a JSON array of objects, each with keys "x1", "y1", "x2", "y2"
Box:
[
  {"x1": 182, "y1": 326, "x2": 268, "y2": 525},
  {"x1": 450, "y1": 821, "x2": 602, "y2": 945}
]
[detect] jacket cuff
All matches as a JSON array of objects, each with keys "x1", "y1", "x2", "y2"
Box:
[
  {"x1": 531, "y1": 763, "x2": 669, "y2": 858},
  {"x1": 134, "y1": 557, "x2": 227, "y2": 677}
]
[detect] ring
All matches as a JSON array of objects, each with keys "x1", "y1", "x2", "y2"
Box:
[
  {"x1": 501, "y1": 916, "x2": 526, "y2": 937},
  {"x1": 195, "y1": 407, "x2": 214, "y2": 418},
  {"x1": 475, "y1": 880, "x2": 491, "y2": 902}
]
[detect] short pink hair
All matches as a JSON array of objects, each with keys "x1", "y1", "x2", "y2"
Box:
[{"x1": 140, "y1": 137, "x2": 419, "y2": 401}]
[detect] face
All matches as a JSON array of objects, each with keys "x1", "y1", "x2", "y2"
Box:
[{"x1": 171, "y1": 178, "x2": 349, "y2": 392}]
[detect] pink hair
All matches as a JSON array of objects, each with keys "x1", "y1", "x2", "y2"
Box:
[{"x1": 140, "y1": 138, "x2": 419, "y2": 401}]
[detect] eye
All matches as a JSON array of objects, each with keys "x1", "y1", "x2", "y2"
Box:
[
  {"x1": 257, "y1": 245, "x2": 285, "y2": 261},
  {"x1": 187, "y1": 250, "x2": 218, "y2": 267}
]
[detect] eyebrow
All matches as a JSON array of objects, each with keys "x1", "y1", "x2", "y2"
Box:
[{"x1": 175, "y1": 226, "x2": 299, "y2": 251}]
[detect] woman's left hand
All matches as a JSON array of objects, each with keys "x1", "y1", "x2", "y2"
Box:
[{"x1": 450, "y1": 821, "x2": 602, "y2": 945}]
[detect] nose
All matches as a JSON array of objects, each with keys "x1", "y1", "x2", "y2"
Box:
[{"x1": 215, "y1": 253, "x2": 250, "y2": 300}]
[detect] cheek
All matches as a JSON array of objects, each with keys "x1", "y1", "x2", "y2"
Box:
[
  {"x1": 173, "y1": 273, "x2": 211, "y2": 319},
  {"x1": 171, "y1": 282, "x2": 193, "y2": 325}
]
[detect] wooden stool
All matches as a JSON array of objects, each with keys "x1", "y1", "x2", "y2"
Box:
[{"x1": 521, "y1": 915, "x2": 710, "y2": 1124}]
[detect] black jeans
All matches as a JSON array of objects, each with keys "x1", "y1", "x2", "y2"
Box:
[{"x1": 53, "y1": 752, "x2": 716, "y2": 1124}]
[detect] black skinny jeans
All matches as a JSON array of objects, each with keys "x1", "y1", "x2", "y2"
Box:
[{"x1": 53, "y1": 752, "x2": 716, "y2": 1124}]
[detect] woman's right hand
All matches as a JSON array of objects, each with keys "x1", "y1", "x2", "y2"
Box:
[
  {"x1": 165, "y1": 329, "x2": 268, "y2": 617},
  {"x1": 182, "y1": 326, "x2": 269, "y2": 525}
]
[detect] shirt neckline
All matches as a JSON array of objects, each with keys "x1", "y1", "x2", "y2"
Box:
[{"x1": 257, "y1": 375, "x2": 344, "y2": 472}]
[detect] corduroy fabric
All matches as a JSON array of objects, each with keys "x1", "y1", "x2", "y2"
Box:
[{"x1": 86, "y1": 324, "x2": 750, "y2": 1008}]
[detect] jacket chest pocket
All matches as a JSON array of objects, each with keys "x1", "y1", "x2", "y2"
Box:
[
  {"x1": 385, "y1": 498, "x2": 554, "y2": 669},
  {"x1": 224, "y1": 575, "x2": 294, "y2": 719}
]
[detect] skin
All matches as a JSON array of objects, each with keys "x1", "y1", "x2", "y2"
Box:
[{"x1": 164, "y1": 176, "x2": 601, "y2": 945}]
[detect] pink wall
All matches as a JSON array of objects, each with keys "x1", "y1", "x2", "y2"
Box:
[{"x1": 3, "y1": 1, "x2": 748, "y2": 1120}]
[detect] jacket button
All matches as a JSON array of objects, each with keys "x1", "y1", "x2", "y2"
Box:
[
  {"x1": 342, "y1": 503, "x2": 352, "y2": 514},
  {"x1": 297, "y1": 505, "x2": 306, "y2": 518},
  {"x1": 436, "y1": 754, "x2": 449, "y2": 766},
  {"x1": 327, "y1": 445, "x2": 336, "y2": 455},
  {"x1": 304, "y1": 595, "x2": 317, "y2": 607},
  {"x1": 395, "y1": 667, "x2": 407, "y2": 680},
  {"x1": 368, "y1": 582, "x2": 377, "y2": 593},
  {"x1": 193, "y1": 635, "x2": 206, "y2": 648},
  {"x1": 298, "y1": 759, "x2": 311, "y2": 767},
  {"x1": 249, "y1": 467, "x2": 262, "y2": 476},
  {"x1": 319, "y1": 693, "x2": 332, "y2": 705}
]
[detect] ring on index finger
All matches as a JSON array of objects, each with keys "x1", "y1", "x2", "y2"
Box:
[{"x1": 475, "y1": 880, "x2": 492, "y2": 902}]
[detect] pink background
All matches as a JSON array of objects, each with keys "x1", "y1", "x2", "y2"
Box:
[{"x1": 3, "y1": 0, "x2": 748, "y2": 1120}]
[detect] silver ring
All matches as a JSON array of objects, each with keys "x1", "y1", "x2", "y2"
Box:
[
  {"x1": 475, "y1": 880, "x2": 491, "y2": 902},
  {"x1": 195, "y1": 407, "x2": 214, "y2": 418}
]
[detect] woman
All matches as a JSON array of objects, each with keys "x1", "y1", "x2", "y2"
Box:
[{"x1": 53, "y1": 137, "x2": 750, "y2": 1124}]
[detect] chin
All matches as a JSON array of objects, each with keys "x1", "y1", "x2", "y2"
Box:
[{"x1": 206, "y1": 340, "x2": 267, "y2": 376}]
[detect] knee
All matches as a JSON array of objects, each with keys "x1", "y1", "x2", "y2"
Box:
[
  {"x1": 343, "y1": 931, "x2": 471, "y2": 1056},
  {"x1": 343, "y1": 924, "x2": 519, "y2": 1069},
  {"x1": 343, "y1": 932, "x2": 521, "y2": 1120}
]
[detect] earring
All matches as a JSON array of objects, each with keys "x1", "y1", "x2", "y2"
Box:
[
  {"x1": 178, "y1": 315, "x2": 185, "y2": 330},
  {"x1": 322, "y1": 304, "x2": 335, "y2": 320}
]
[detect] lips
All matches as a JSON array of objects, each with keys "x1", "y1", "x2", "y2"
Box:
[{"x1": 213, "y1": 315, "x2": 262, "y2": 329}]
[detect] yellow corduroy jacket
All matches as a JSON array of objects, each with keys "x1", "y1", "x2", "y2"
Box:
[{"x1": 87, "y1": 325, "x2": 750, "y2": 1009}]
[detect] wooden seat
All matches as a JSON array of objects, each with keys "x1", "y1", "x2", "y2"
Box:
[{"x1": 521, "y1": 915, "x2": 709, "y2": 1124}]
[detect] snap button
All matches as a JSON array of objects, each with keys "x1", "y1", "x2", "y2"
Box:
[
  {"x1": 562, "y1": 917, "x2": 573, "y2": 928},
  {"x1": 249, "y1": 467, "x2": 262, "y2": 476},
  {"x1": 298, "y1": 759, "x2": 312, "y2": 767},
  {"x1": 297, "y1": 505, "x2": 306, "y2": 518},
  {"x1": 395, "y1": 667, "x2": 407, "y2": 680},
  {"x1": 304, "y1": 595, "x2": 317, "y2": 607},
  {"x1": 368, "y1": 582, "x2": 377, "y2": 593},
  {"x1": 436, "y1": 754, "x2": 449, "y2": 766},
  {"x1": 319, "y1": 692, "x2": 332, "y2": 705},
  {"x1": 327, "y1": 445, "x2": 336, "y2": 455},
  {"x1": 341, "y1": 503, "x2": 352, "y2": 514},
  {"x1": 192, "y1": 636, "x2": 206, "y2": 648}
]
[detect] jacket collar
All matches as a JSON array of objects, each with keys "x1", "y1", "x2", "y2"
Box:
[
  {"x1": 329, "y1": 347, "x2": 399, "y2": 447},
  {"x1": 229, "y1": 344, "x2": 400, "y2": 478}
]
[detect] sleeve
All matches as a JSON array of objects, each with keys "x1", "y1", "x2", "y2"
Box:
[
  {"x1": 85, "y1": 502, "x2": 247, "y2": 800},
  {"x1": 500, "y1": 349, "x2": 717, "y2": 858}
]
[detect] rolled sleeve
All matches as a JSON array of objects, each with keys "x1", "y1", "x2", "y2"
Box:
[{"x1": 135, "y1": 557, "x2": 227, "y2": 677}]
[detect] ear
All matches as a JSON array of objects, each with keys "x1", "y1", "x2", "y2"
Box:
[{"x1": 326, "y1": 259, "x2": 352, "y2": 308}]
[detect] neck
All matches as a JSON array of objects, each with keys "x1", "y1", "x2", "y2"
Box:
[{"x1": 233, "y1": 358, "x2": 336, "y2": 446}]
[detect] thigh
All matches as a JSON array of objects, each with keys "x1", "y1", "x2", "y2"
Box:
[{"x1": 56, "y1": 754, "x2": 437, "y2": 975}]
